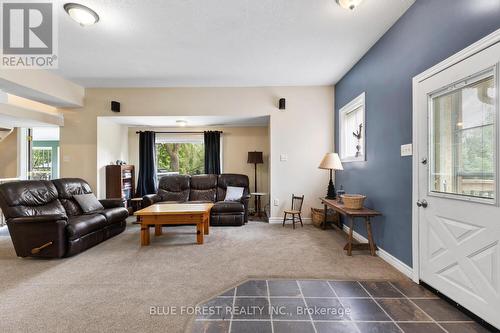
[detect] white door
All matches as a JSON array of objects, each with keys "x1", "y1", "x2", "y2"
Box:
[{"x1": 416, "y1": 41, "x2": 500, "y2": 328}]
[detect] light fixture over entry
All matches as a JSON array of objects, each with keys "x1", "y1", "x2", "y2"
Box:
[
  {"x1": 336, "y1": 0, "x2": 363, "y2": 10},
  {"x1": 64, "y1": 3, "x2": 99, "y2": 26}
]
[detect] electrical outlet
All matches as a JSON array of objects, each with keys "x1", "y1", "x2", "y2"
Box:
[
  {"x1": 273, "y1": 199, "x2": 279, "y2": 206},
  {"x1": 401, "y1": 144, "x2": 413, "y2": 157},
  {"x1": 280, "y1": 153, "x2": 288, "y2": 162}
]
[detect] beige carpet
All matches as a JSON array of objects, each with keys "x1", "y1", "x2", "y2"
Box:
[{"x1": 0, "y1": 220, "x2": 406, "y2": 332}]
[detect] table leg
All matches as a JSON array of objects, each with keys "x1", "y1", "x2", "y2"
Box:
[
  {"x1": 196, "y1": 222, "x2": 204, "y2": 244},
  {"x1": 155, "y1": 224, "x2": 162, "y2": 236},
  {"x1": 347, "y1": 217, "x2": 354, "y2": 256},
  {"x1": 135, "y1": 202, "x2": 142, "y2": 223},
  {"x1": 204, "y1": 214, "x2": 209, "y2": 235},
  {"x1": 366, "y1": 217, "x2": 377, "y2": 256},
  {"x1": 255, "y1": 195, "x2": 260, "y2": 217},
  {"x1": 322, "y1": 204, "x2": 327, "y2": 230},
  {"x1": 141, "y1": 224, "x2": 150, "y2": 246}
]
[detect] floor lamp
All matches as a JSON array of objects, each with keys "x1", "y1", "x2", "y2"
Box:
[{"x1": 247, "y1": 151, "x2": 264, "y2": 213}]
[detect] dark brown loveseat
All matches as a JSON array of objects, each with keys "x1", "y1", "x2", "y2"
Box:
[
  {"x1": 0, "y1": 178, "x2": 128, "y2": 258},
  {"x1": 143, "y1": 174, "x2": 250, "y2": 226}
]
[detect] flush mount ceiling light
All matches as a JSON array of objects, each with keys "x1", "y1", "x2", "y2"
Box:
[
  {"x1": 64, "y1": 3, "x2": 99, "y2": 26},
  {"x1": 336, "y1": 0, "x2": 363, "y2": 10},
  {"x1": 176, "y1": 120, "x2": 188, "y2": 127}
]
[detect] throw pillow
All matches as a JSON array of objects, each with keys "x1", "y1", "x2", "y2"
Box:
[
  {"x1": 74, "y1": 193, "x2": 104, "y2": 213},
  {"x1": 224, "y1": 186, "x2": 244, "y2": 201}
]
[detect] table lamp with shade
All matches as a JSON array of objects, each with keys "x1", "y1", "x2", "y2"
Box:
[{"x1": 318, "y1": 153, "x2": 343, "y2": 199}]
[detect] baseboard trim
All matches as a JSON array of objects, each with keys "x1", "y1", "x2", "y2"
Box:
[
  {"x1": 267, "y1": 217, "x2": 413, "y2": 278},
  {"x1": 268, "y1": 217, "x2": 312, "y2": 224},
  {"x1": 342, "y1": 225, "x2": 414, "y2": 279}
]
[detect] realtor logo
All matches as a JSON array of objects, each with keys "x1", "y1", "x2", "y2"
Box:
[{"x1": 1, "y1": 1, "x2": 58, "y2": 68}]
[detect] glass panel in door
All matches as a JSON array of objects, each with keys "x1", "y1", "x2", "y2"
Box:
[{"x1": 429, "y1": 69, "x2": 496, "y2": 201}]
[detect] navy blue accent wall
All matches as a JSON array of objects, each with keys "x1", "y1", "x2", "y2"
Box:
[{"x1": 335, "y1": 0, "x2": 500, "y2": 266}]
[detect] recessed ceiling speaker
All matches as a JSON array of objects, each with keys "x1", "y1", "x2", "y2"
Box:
[
  {"x1": 279, "y1": 98, "x2": 286, "y2": 110},
  {"x1": 111, "y1": 101, "x2": 120, "y2": 112}
]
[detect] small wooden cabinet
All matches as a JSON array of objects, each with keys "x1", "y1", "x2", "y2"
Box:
[{"x1": 105, "y1": 165, "x2": 135, "y2": 208}]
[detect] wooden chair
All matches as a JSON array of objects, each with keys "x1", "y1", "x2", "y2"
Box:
[{"x1": 282, "y1": 194, "x2": 304, "y2": 229}]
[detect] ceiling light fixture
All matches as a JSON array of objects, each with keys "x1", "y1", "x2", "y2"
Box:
[
  {"x1": 176, "y1": 120, "x2": 188, "y2": 127},
  {"x1": 336, "y1": 0, "x2": 363, "y2": 11},
  {"x1": 64, "y1": 3, "x2": 99, "y2": 26}
]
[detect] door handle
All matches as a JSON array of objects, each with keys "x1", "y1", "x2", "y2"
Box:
[{"x1": 416, "y1": 199, "x2": 428, "y2": 208}]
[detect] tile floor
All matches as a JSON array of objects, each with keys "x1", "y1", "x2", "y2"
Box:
[{"x1": 191, "y1": 279, "x2": 492, "y2": 333}]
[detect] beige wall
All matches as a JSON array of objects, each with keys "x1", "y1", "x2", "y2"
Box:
[
  {"x1": 60, "y1": 86, "x2": 334, "y2": 218},
  {"x1": 0, "y1": 128, "x2": 18, "y2": 178},
  {"x1": 127, "y1": 126, "x2": 270, "y2": 211},
  {"x1": 96, "y1": 118, "x2": 129, "y2": 198}
]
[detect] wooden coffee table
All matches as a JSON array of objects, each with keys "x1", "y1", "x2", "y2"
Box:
[{"x1": 134, "y1": 203, "x2": 213, "y2": 246}]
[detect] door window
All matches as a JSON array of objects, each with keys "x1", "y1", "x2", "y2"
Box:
[{"x1": 429, "y1": 68, "x2": 496, "y2": 201}]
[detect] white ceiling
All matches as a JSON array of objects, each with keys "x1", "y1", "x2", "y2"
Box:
[
  {"x1": 103, "y1": 115, "x2": 270, "y2": 127},
  {"x1": 51, "y1": 0, "x2": 414, "y2": 87}
]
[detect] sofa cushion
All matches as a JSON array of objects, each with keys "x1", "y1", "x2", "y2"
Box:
[
  {"x1": 0, "y1": 180, "x2": 67, "y2": 219},
  {"x1": 157, "y1": 175, "x2": 190, "y2": 202},
  {"x1": 67, "y1": 214, "x2": 107, "y2": 240},
  {"x1": 52, "y1": 178, "x2": 94, "y2": 216},
  {"x1": 211, "y1": 201, "x2": 245, "y2": 214},
  {"x1": 189, "y1": 174, "x2": 217, "y2": 202},
  {"x1": 216, "y1": 174, "x2": 249, "y2": 202},
  {"x1": 224, "y1": 186, "x2": 244, "y2": 201},
  {"x1": 74, "y1": 193, "x2": 104, "y2": 213},
  {"x1": 99, "y1": 207, "x2": 129, "y2": 225}
]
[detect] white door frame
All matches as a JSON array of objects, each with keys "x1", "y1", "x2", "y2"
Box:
[{"x1": 412, "y1": 28, "x2": 500, "y2": 283}]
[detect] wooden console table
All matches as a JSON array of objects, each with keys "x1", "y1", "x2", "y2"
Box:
[{"x1": 320, "y1": 198, "x2": 381, "y2": 256}]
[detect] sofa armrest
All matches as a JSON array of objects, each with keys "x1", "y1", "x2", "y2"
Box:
[
  {"x1": 8, "y1": 214, "x2": 68, "y2": 224},
  {"x1": 143, "y1": 194, "x2": 161, "y2": 207},
  {"x1": 6, "y1": 215, "x2": 68, "y2": 258},
  {"x1": 241, "y1": 194, "x2": 251, "y2": 223},
  {"x1": 99, "y1": 198, "x2": 125, "y2": 209}
]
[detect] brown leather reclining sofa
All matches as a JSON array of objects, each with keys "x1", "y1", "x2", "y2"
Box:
[
  {"x1": 143, "y1": 174, "x2": 250, "y2": 226},
  {"x1": 0, "y1": 178, "x2": 128, "y2": 258}
]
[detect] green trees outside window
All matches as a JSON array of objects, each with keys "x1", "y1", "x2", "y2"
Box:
[{"x1": 156, "y1": 143, "x2": 204, "y2": 175}]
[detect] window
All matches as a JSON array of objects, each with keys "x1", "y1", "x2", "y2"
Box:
[
  {"x1": 429, "y1": 68, "x2": 496, "y2": 201},
  {"x1": 31, "y1": 147, "x2": 53, "y2": 180},
  {"x1": 28, "y1": 127, "x2": 60, "y2": 180},
  {"x1": 155, "y1": 133, "x2": 205, "y2": 177},
  {"x1": 339, "y1": 92, "x2": 365, "y2": 162}
]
